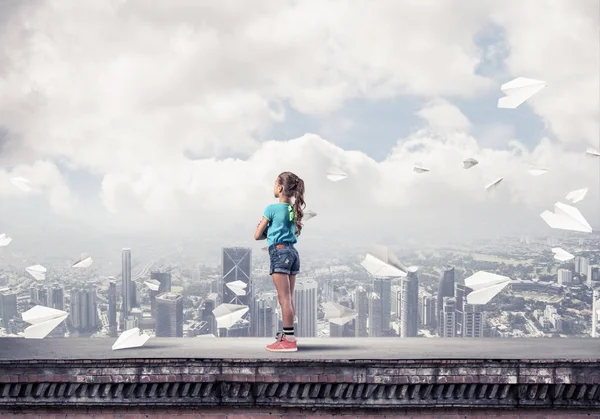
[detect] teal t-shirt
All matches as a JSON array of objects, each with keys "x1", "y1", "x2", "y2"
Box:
[{"x1": 263, "y1": 203, "x2": 298, "y2": 246}]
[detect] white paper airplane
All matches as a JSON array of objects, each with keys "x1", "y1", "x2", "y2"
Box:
[
  {"x1": 485, "y1": 177, "x2": 503, "y2": 191},
  {"x1": 551, "y1": 247, "x2": 574, "y2": 262},
  {"x1": 225, "y1": 280, "x2": 248, "y2": 296},
  {"x1": 413, "y1": 164, "x2": 430, "y2": 174},
  {"x1": 144, "y1": 279, "x2": 161, "y2": 291},
  {"x1": 326, "y1": 167, "x2": 348, "y2": 182},
  {"x1": 540, "y1": 202, "x2": 592, "y2": 233},
  {"x1": 464, "y1": 271, "x2": 511, "y2": 305},
  {"x1": 304, "y1": 209, "x2": 317, "y2": 221},
  {"x1": 323, "y1": 301, "x2": 358, "y2": 326},
  {"x1": 26, "y1": 264, "x2": 47, "y2": 281},
  {"x1": 213, "y1": 303, "x2": 249, "y2": 329},
  {"x1": 528, "y1": 167, "x2": 549, "y2": 177},
  {"x1": 586, "y1": 148, "x2": 600, "y2": 157},
  {"x1": 361, "y1": 245, "x2": 409, "y2": 277},
  {"x1": 112, "y1": 327, "x2": 150, "y2": 350},
  {"x1": 72, "y1": 255, "x2": 93, "y2": 268},
  {"x1": 463, "y1": 158, "x2": 479, "y2": 169},
  {"x1": 565, "y1": 188, "x2": 588, "y2": 204},
  {"x1": 497, "y1": 77, "x2": 546, "y2": 109},
  {"x1": 9, "y1": 177, "x2": 32, "y2": 192},
  {"x1": 0, "y1": 233, "x2": 12, "y2": 247},
  {"x1": 21, "y1": 305, "x2": 68, "y2": 339}
]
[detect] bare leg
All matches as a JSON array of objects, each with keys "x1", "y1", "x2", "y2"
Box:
[
  {"x1": 272, "y1": 273, "x2": 294, "y2": 328},
  {"x1": 289, "y1": 274, "x2": 296, "y2": 321}
]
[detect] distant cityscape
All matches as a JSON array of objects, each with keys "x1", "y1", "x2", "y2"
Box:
[{"x1": 1, "y1": 232, "x2": 599, "y2": 341}]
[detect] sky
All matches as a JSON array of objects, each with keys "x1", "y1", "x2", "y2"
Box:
[{"x1": 0, "y1": 0, "x2": 598, "y2": 257}]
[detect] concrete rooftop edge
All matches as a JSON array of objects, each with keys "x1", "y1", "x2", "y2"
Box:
[{"x1": 0, "y1": 339, "x2": 600, "y2": 409}]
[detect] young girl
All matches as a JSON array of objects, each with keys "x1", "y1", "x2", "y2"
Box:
[{"x1": 254, "y1": 171, "x2": 305, "y2": 352}]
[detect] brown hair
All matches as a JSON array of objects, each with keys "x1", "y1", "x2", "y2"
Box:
[{"x1": 277, "y1": 171, "x2": 306, "y2": 235}]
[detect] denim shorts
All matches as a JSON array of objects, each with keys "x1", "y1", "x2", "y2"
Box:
[{"x1": 268, "y1": 243, "x2": 300, "y2": 275}]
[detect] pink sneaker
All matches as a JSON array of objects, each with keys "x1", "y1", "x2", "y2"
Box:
[{"x1": 266, "y1": 334, "x2": 298, "y2": 352}]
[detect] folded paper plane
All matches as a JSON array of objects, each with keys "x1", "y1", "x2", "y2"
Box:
[
  {"x1": 225, "y1": 280, "x2": 248, "y2": 296},
  {"x1": 326, "y1": 167, "x2": 348, "y2": 182},
  {"x1": 144, "y1": 279, "x2": 161, "y2": 291},
  {"x1": 361, "y1": 245, "x2": 409, "y2": 277},
  {"x1": 323, "y1": 301, "x2": 358, "y2": 326},
  {"x1": 26, "y1": 264, "x2": 47, "y2": 281},
  {"x1": 485, "y1": 177, "x2": 503, "y2": 191},
  {"x1": 464, "y1": 271, "x2": 511, "y2": 305},
  {"x1": 9, "y1": 177, "x2": 32, "y2": 192},
  {"x1": 551, "y1": 247, "x2": 574, "y2": 262},
  {"x1": 497, "y1": 77, "x2": 546, "y2": 109},
  {"x1": 565, "y1": 188, "x2": 588, "y2": 204},
  {"x1": 541, "y1": 202, "x2": 592, "y2": 233},
  {"x1": 112, "y1": 327, "x2": 150, "y2": 350},
  {"x1": 304, "y1": 209, "x2": 317, "y2": 221},
  {"x1": 413, "y1": 164, "x2": 430, "y2": 174},
  {"x1": 0, "y1": 233, "x2": 12, "y2": 247},
  {"x1": 586, "y1": 148, "x2": 600, "y2": 157},
  {"x1": 21, "y1": 305, "x2": 68, "y2": 339},
  {"x1": 213, "y1": 303, "x2": 249, "y2": 329},
  {"x1": 528, "y1": 167, "x2": 549, "y2": 176},
  {"x1": 72, "y1": 255, "x2": 93, "y2": 268},
  {"x1": 463, "y1": 158, "x2": 479, "y2": 169}
]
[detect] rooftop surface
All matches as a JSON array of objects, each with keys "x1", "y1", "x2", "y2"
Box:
[{"x1": 1, "y1": 337, "x2": 599, "y2": 361}]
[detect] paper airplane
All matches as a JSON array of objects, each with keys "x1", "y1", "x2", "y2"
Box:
[
  {"x1": 213, "y1": 303, "x2": 249, "y2": 329},
  {"x1": 551, "y1": 247, "x2": 574, "y2": 262},
  {"x1": 326, "y1": 167, "x2": 347, "y2": 182},
  {"x1": 565, "y1": 188, "x2": 588, "y2": 204},
  {"x1": 586, "y1": 148, "x2": 600, "y2": 157},
  {"x1": 463, "y1": 158, "x2": 479, "y2": 169},
  {"x1": 304, "y1": 209, "x2": 317, "y2": 221},
  {"x1": 21, "y1": 305, "x2": 68, "y2": 339},
  {"x1": 26, "y1": 264, "x2": 47, "y2": 281},
  {"x1": 464, "y1": 271, "x2": 511, "y2": 305},
  {"x1": 225, "y1": 280, "x2": 247, "y2": 296},
  {"x1": 413, "y1": 164, "x2": 430, "y2": 174},
  {"x1": 0, "y1": 233, "x2": 12, "y2": 247},
  {"x1": 361, "y1": 245, "x2": 409, "y2": 277},
  {"x1": 144, "y1": 279, "x2": 161, "y2": 291},
  {"x1": 323, "y1": 301, "x2": 358, "y2": 326},
  {"x1": 540, "y1": 202, "x2": 592, "y2": 233},
  {"x1": 72, "y1": 255, "x2": 93, "y2": 268},
  {"x1": 485, "y1": 177, "x2": 503, "y2": 191},
  {"x1": 528, "y1": 167, "x2": 549, "y2": 176},
  {"x1": 112, "y1": 327, "x2": 150, "y2": 350},
  {"x1": 9, "y1": 177, "x2": 32, "y2": 192},
  {"x1": 497, "y1": 77, "x2": 546, "y2": 109}
]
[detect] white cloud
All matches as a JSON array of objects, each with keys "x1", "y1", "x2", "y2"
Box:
[{"x1": 416, "y1": 99, "x2": 472, "y2": 132}]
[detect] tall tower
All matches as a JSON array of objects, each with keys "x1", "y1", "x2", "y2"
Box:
[
  {"x1": 593, "y1": 288, "x2": 599, "y2": 338},
  {"x1": 373, "y1": 277, "x2": 392, "y2": 335},
  {"x1": 121, "y1": 248, "x2": 132, "y2": 325},
  {"x1": 422, "y1": 295, "x2": 436, "y2": 328},
  {"x1": 368, "y1": 292, "x2": 382, "y2": 337},
  {"x1": 222, "y1": 247, "x2": 253, "y2": 336},
  {"x1": 454, "y1": 283, "x2": 469, "y2": 336},
  {"x1": 108, "y1": 279, "x2": 117, "y2": 335},
  {"x1": 437, "y1": 266, "x2": 455, "y2": 329},
  {"x1": 48, "y1": 283, "x2": 64, "y2": 311},
  {"x1": 202, "y1": 293, "x2": 220, "y2": 336},
  {"x1": 440, "y1": 297, "x2": 457, "y2": 338},
  {"x1": 0, "y1": 291, "x2": 17, "y2": 329},
  {"x1": 463, "y1": 303, "x2": 485, "y2": 338},
  {"x1": 354, "y1": 286, "x2": 369, "y2": 337},
  {"x1": 400, "y1": 270, "x2": 419, "y2": 337},
  {"x1": 70, "y1": 288, "x2": 98, "y2": 331},
  {"x1": 294, "y1": 280, "x2": 318, "y2": 337},
  {"x1": 155, "y1": 293, "x2": 184, "y2": 337},
  {"x1": 252, "y1": 296, "x2": 278, "y2": 338}
]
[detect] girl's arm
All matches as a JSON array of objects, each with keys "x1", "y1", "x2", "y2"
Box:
[{"x1": 254, "y1": 217, "x2": 269, "y2": 240}]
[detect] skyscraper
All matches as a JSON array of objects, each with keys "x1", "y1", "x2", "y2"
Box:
[
  {"x1": 121, "y1": 248, "x2": 132, "y2": 325},
  {"x1": 252, "y1": 296, "x2": 278, "y2": 338},
  {"x1": 155, "y1": 293, "x2": 184, "y2": 337},
  {"x1": 373, "y1": 277, "x2": 392, "y2": 335},
  {"x1": 440, "y1": 297, "x2": 457, "y2": 338},
  {"x1": 108, "y1": 279, "x2": 117, "y2": 334},
  {"x1": 368, "y1": 292, "x2": 382, "y2": 337},
  {"x1": 48, "y1": 283, "x2": 64, "y2": 311},
  {"x1": 222, "y1": 247, "x2": 253, "y2": 336},
  {"x1": 391, "y1": 285, "x2": 402, "y2": 320},
  {"x1": 588, "y1": 266, "x2": 600, "y2": 286},
  {"x1": 400, "y1": 270, "x2": 419, "y2": 337},
  {"x1": 422, "y1": 295, "x2": 436, "y2": 328},
  {"x1": 151, "y1": 270, "x2": 172, "y2": 293},
  {"x1": 557, "y1": 268, "x2": 573, "y2": 286},
  {"x1": 437, "y1": 266, "x2": 455, "y2": 329},
  {"x1": 329, "y1": 297, "x2": 355, "y2": 337},
  {"x1": 354, "y1": 286, "x2": 369, "y2": 337},
  {"x1": 294, "y1": 280, "x2": 318, "y2": 337},
  {"x1": 455, "y1": 283, "x2": 470, "y2": 336},
  {"x1": 0, "y1": 291, "x2": 17, "y2": 329},
  {"x1": 70, "y1": 288, "x2": 98, "y2": 331},
  {"x1": 575, "y1": 256, "x2": 590, "y2": 277},
  {"x1": 463, "y1": 303, "x2": 485, "y2": 338}
]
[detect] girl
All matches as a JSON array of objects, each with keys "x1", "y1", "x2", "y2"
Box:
[{"x1": 254, "y1": 171, "x2": 305, "y2": 352}]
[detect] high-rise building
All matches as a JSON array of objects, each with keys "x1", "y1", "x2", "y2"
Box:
[
  {"x1": 575, "y1": 256, "x2": 590, "y2": 276},
  {"x1": 222, "y1": 247, "x2": 253, "y2": 336},
  {"x1": 391, "y1": 285, "x2": 402, "y2": 320},
  {"x1": 329, "y1": 298, "x2": 355, "y2": 337},
  {"x1": 155, "y1": 293, "x2": 184, "y2": 337},
  {"x1": 588, "y1": 266, "x2": 600, "y2": 286},
  {"x1": 252, "y1": 296, "x2": 278, "y2": 338},
  {"x1": 108, "y1": 280, "x2": 117, "y2": 334},
  {"x1": 454, "y1": 283, "x2": 471, "y2": 336},
  {"x1": 48, "y1": 283, "x2": 64, "y2": 311},
  {"x1": 440, "y1": 297, "x2": 457, "y2": 338},
  {"x1": 368, "y1": 292, "x2": 382, "y2": 337},
  {"x1": 0, "y1": 291, "x2": 17, "y2": 329},
  {"x1": 130, "y1": 281, "x2": 138, "y2": 309},
  {"x1": 463, "y1": 303, "x2": 484, "y2": 337},
  {"x1": 437, "y1": 267, "x2": 455, "y2": 329},
  {"x1": 70, "y1": 288, "x2": 98, "y2": 331},
  {"x1": 400, "y1": 270, "x2": 419, "y2": 337},
  {"x1": 202, "y1": 293, "x2": 220, "y2": 336},
  {"x1": 373, "y1": 277, "x2": 392, "y2": 335},
  {"x1": 151, "y1": 271, "x2": 172, "y2": 293},
  {"x1": 422, "y1": 295, "x2": 436, "y2": 328},
  {"x1": 354, "y1": 286, "x2": 369, "y2": 337},
  {"x1": 557, "y1": 268, "x2": 573, "y2": 286},
  {"x1": 294, "y1": 280, "x2": 318, "y2": 337},
  {"x1": 121, "y1": 248, "x2": 132, "y2": 325}
]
